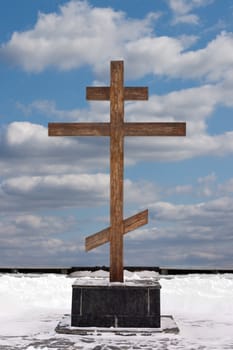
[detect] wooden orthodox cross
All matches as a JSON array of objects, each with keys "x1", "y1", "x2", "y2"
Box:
[{"x1": 49, "y1": 61, "x2": 186, "y2": 282}]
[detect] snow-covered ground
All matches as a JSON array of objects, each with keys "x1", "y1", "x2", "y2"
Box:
[{"x1": 0, "y1": 270, "x2": 232, "y2": 349}]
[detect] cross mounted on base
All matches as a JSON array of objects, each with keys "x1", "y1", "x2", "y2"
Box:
[{"x1": 48, "y1": 61, "x2": 186, "y2": 282}]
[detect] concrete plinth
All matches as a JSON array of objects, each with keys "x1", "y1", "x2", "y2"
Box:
[{"x1": 71, "y1": 280, "x2": 161, "y2": 328}]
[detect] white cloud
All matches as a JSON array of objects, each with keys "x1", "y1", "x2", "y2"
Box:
[
  {"x1": 123, "y1": 193, "x2": 233, "y2": 266},
  {"x1": 0, "y1": 121, "x2": 109, "y2": 176},
  {"x1": 1, "y1": 1, "x2": 232, "y2": 84},
  {"x1": 168, "y1": 0, "x2": 214, "y2": 24},
  {"x1": 0, "y1": 231, "x2": 83, "y2": 267},
  {"x1": 168, "y1": 184, "x2": 193, "y2": 195},
  {"x1": 17, "y1": 98, "x2": 110, "y2": 122},
  {"x1": 125, "y1": 130, "x2": 233, "y2": 165},
  {"x1": 218, "y1": 178, "x2": 233, "y2": 195},
  {"x1": 0, "y1": 214, "x2": 75, "y2": 237},
  {"x1": 174, "y1": 14, "x2": 199, "y2": 25},
  {"x1": 123, "y1": 170, "x2": 233, "y2": 267},
  {"x1": 126, "y1": 31, "x2": 233, "y2": 81},
  {"x1": 0, "y1": 0, "x2": 157, "y2": 74},
  {"x1": 0, "y1": 173, "x2": 160, "y2": 213},
  {"x1": 164, "y1": 174, "x2": 233, "y2": 200},
  {"x1": 2, "y1": 73, "x2": 233, "y2": 178},
  {"x1": 197, "y1": 172, "x2": 217, "y2": 184},
  {"x1": 0, "y1": 173, "x2": 109, "y2": 211},
  {"x1": 0, "y1": 212, "x2": 83, "y2": 266},
  {"x1": 9, "y1": 56, "x2": 233, "y2": 169},
  {"x1": 1, "y1": 53, "x2": 233, "y2": 180},
  {"x1": 149, "y1": 196, "x2": 233, "y2": 233},
  {"x1": 126, "y1": 84, "x2": 219, "y2": 125},
  {"x1": 124, "y1": 179, "x2": 159, "y2": 205}
]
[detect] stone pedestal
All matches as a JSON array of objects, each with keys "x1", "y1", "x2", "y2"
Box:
[{"x1": 71, "y1": 280, "x2": 161, "y2": 328}]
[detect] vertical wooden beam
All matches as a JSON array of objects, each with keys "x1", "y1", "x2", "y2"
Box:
[{"x1": 110, "y1": 61, "x2": 124, "y2": 282}]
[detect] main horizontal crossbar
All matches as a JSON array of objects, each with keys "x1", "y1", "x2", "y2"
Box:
[
  {"x1": 48, "y1": 123, "x2": 110, "y2": 136},
  {"x1": 48, "y1": 122, "x2": 186, "y2": 137},
  {"x1": 125, "y1": 122, "x2": 186, "y2": 136},
  {"x1": 85, "y1": 209, "x2": 148, "y2": 251}
]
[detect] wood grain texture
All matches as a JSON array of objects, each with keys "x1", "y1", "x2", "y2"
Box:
[
  {"x1": 124, "y1": 87, "x2": 148, "y2": 100},
  {"x1": 124, "y1": 209, "x2": 148, "y2": 232},
  {"x1": 86, "y1": 87, "x2": 147, "y2": 101},
  {"x1": 48, "y1": 123, "x2": 110, "y2": 136},
  {"x1": 85, "y1": 209, "x2": 148, "y2": 251},
  {"x1": 124, "y1": 122, "x2": 186, "y2": 136},
  {"x1": 85, "y1": 226, "x2": 110, "y2": 252},
  {"x1": 110, "y1": 61, "x2": 124, "y2": 282},
  {"x1": 49, "y1": 122, "x2": 185, "y2": 137},
  {"x1": 86, "y1": 87, "x2": 110, "y2": 100}
]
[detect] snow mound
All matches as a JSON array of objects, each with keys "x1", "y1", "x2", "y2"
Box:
[{"x1": 0, "y1": 271, "x2": 232, "y2": 349}]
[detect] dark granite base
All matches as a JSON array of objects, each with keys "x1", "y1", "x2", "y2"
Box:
[
  {"x1": 71, "y1": 281, "x2": 161, "y2": 328},
  {"x1": 56, "y1": 314, "x2": 180, "y2": 335}
]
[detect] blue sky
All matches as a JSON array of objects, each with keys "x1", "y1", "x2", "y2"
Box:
[{"x1": 0, "y1": 0, "x2": 233, "y2": 268}]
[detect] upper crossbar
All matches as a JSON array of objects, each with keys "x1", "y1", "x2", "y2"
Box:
[{"x1": 86, "y1": 87, "x2": 148, "y2": 101}]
